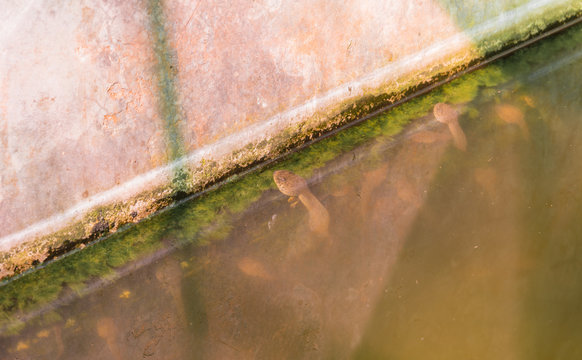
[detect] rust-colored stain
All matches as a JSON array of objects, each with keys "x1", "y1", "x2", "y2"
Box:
[
  {"x1": 103, "y1": 113, "x2": 119, "y2": 125},
  {"x1": 34, "y1": 96, "x2": 56, "y2": 111}
]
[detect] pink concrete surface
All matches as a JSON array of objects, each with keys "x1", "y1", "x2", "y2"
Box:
[
  {"x1": 166, "y1": 0, "x2": 461, "y2": 149},
  {"x1": 0, "y1": 1, "x2": 167, "y2": 237}
]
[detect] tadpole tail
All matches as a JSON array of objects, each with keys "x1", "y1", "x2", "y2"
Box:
[{"x1": 448, "y1": 121, "x2": 467, "y2": 151}]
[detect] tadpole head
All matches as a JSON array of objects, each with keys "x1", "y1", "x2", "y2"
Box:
[
  {"x1": 273, "y1": 170, "x2": 307, "y2": 196},
  {"x1": 433, "y1": 103, "x2": 458, "y2": 124}
]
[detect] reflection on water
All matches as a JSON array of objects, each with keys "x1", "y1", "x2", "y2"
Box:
[{"x1": 4, "y1": 22, "x2": 582, "y2": 360}]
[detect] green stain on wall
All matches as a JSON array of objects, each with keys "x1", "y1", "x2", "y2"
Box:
[
  {"x1": 147, "y1": 0, "x2": 191, "y2": 192},
  {"x1": 437, "y1": 0, "x2": 527, "y2": 30}
]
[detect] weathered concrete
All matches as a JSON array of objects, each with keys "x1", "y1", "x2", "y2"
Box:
[{"x1": 0, "y1": 0, "x2": 581, "y2": 278}]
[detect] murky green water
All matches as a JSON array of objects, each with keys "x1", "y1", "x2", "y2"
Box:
[{"x1": 4, "y1": 22, "x2": 582, "y2": 360}]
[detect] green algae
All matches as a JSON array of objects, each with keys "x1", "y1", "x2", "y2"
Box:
[{"x1": 0, "y1": 185, "x2": 176, "y2": 279}]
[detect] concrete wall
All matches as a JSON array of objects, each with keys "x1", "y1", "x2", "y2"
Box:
[{"x1": 1, "y1": 0, "x2": 581, "y2": 277}]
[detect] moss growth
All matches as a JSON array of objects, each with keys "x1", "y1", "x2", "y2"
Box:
[
  {"x1": 436, "y1": 1, "x2": 582, "y2": 57},
  {"x1": 0, "y1": 184, "x2": 176, "y2": 279}
]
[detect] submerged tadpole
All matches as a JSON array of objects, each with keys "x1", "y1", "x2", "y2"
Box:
[
  {"x1": 273, "y1": 170, "x2": 330, "y2": 237},
  {"x1": 96, "y1": 317, "x2": 123, "y2": 360},
  {"x1": 154, "y1": 259, "x2": 187, "y2": 327},
  {"x1": 53, "y1": 324, "x2": 65, "y2": 358},
  {"x1": 237, "y1": 257, "x2": 273, "y2": 280},
  {"x1": 494, "y1": 103, "x2": 530, "y2": 139},
  {"x1": 410, "y1": 130, "x2": 448, "y2": 144},
  {"x1": 433, "y1": 103, "x2": 467, "y2": 151}
]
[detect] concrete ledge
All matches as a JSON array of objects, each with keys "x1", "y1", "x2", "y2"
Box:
[{"x1": 1, "y1": 0, "x2": 581, "y2": 279}]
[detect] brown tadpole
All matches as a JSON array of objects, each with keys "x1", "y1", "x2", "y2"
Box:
[
  {"x1": 273, "y1": 170, "x2": 330, "y2": 237},
  {"x1": 521, "y1": 95, "x2": 536, "y2": 108},
  {"x1": 154, "y1": 259, "x2": 187, "y2": 327},
  {"x1": 52, "y1": 324, "x2": 65, "y2": 359},
  {"x1": 96, "y1": 317, "x2": 123, "y2": 360},
  {"x1": 237, "y1": 257, "x2": 273, "y2": 280},
  {"x1": 360, "y1": 163, "x2": 389, "y2": 217},
  {"x1": 494, "y1": 103, "x2": 530, "y2": 139},
  {"x1": 410, "y1": 130, "x2": 449, "y2": 144},
  {"x1": 433, "y1": 103, "x2": 467, "y2": 151}
]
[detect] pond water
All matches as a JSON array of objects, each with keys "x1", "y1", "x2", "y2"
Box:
[{"x1": 3, "y1": 21, "x2": 582, "y2": 360}]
